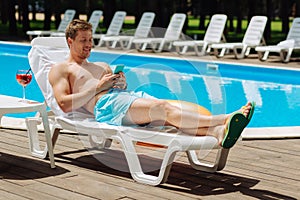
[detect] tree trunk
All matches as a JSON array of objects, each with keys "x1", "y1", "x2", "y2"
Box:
[
  {"x1": 66, "y1": 0, "x2": 79, "y2": 20},
  {"x1": 103, "y1": 0, "x2": 117, "y2": 30},
  {"x1": 44, "y1": 0, "x2": 52, "y2": 30},
  {"x1": 53, "y1": 0, "x2": 62, "y2": 29},
  {"x1": 198, "y1": 0, "x2": 206, "y2": 30},
  {"x1": 236, "y1": 3, "x2": 243, "y2": 33},
  {"x1": 8, "y1": 0, "x2": 17, "y2": 34},
  {"x1": 85, "y1": 0, "x2": 91, "y2": 18},
  {"x1": 175, "y1": 0, "x2": 188, "y2": 33},
  {"x1": 248, "y1": 0, "x2": 256, "y2": 22},
  {"x1": 32, "y1": 1, "x2": 36, "y2": 21},
  {"x1": 0, "y1": 0, "x2": 9, "y2": 24},
  {"x1": 265, "y1": 0, "x2": 273, "y2": 41},
  {"x1": 295, "y1": 0, "x2": 300, "y2": 17},
  {"x1": 20, "y1": 0, "x2": 30, "y2": 33},
  {"x1": 281, "y1": 0, "x2": 289, "y2": 34}
]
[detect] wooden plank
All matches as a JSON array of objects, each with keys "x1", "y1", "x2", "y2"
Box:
[
  {"x1": 0, "y1": 188, "x2": 30, "y2": 200},
  {"x1": 0, "y1": 180, "x2": 65, "y2": 200}
]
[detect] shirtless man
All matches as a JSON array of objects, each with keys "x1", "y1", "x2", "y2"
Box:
[{"x1": 49, "y1": 19, "x2": 254, "y2": 148}]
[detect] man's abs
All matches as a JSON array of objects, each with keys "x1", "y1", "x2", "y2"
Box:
[{"x1": 84, "y1": 90, "x2": 109, "y2": 114}]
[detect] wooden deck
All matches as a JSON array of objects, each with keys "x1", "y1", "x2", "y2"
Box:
[{"x1": 1, "y1": 126, "x2": 299, "y2": 200}]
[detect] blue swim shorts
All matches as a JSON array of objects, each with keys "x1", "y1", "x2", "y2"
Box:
[{"x1": 94, "y1": 89, "x2": 156, "y2": 126}]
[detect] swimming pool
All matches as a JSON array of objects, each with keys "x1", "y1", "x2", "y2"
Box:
[{"x1": 1, "y1": 41, "x2": 300, "y2": 128}]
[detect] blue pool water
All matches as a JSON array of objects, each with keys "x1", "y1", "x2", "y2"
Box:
[{"x1": 1, "y1": 41, "x2": 300, "y2": 128}]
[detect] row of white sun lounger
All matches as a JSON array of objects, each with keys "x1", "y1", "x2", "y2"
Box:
[{"x1": 27, "y1": 9, "x2": 300, "y2": 63}]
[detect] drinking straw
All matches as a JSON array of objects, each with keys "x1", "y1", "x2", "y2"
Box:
[{"x1": 26, "y1": 68, "x2": 32, "y2": 74}]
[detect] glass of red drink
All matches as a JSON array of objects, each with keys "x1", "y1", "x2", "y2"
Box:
[{"x1": 16, "y1": 69, "x2": 32, "y2": 102}]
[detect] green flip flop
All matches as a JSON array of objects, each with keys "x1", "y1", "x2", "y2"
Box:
[
  {"x1": 221, "y1": 113, "x2": 248, "y2": 149},
  {"x1": 222, "y1": 102, "x2": 256, "y2": 149}
]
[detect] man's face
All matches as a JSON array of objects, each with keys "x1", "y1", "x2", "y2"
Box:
[{"x1": 69, "y1": 29, "x2": 93, "y2": 59}]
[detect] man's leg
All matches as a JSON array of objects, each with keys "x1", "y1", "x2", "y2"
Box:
[{"x1": 122, "y1": 98, "x2": 228, "y2": 128}]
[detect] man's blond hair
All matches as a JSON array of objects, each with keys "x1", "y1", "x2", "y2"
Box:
[{"x1": 65, "y1": 19, "x2": 93, "y2": 40}]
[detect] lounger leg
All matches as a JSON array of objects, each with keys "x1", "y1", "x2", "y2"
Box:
[
  {"x1": 281, "y1": 49, "x2": 292, "y2": 63},
  {"x1": 234, "y1": 46, "x2": 247, "y2": 59},
  {"x1": 89, "y1": 134, "x2": 112, "y2": 148},
  {"x1": 104, "y1": 41, "x2": 110, "y2": 48},
  {"x1": 154, "y1": 42, "x2": 165, "y2": 53},
  {"x1": 137, "y1": 42, "x2": 148, "y2": 51},
  {"x1": 115, "y1": 133, "x2": 178, "y2": 185},
  {"x1": 167, "y1": 42, "x2": 173, "y2": 51},
  {"x1": 26, "y1": 115, "x2": 56, "y2": 168},
  {"x1": 213, "y1": 48, "x2": 219, "y2": 57},
  {"x1": 181, "y1": 46, "x2": 188, "y2": 54},
  {"x1": 125, "y1": 39, "x2": 133, "y2": 50},
  {"x1": 261, "y1": 51, "x2": 269, "y2": 61},
  {"x1": 216, "y1": 148, "x2": 230, "y2": 170},
  {"x1": 217, "y1": 48, "x2": 226, "y2": 57},
  {"x1": 175, "y1": 45, "x2": 180, "y2": 54},
  {"x1": 175, "y1": 45, "x2": 188, "y2": 54},
  {"x1": 110, "y1": 40, "x2": 118, "y2": 49},
  {"x1": 194, "y1": 45, "x2": 201, "y2": 56},
  {"x1": 118, "y1": 40, "x2": 125, "y2": 49},
  {"x1": 245, "y1": 47, "x2": 251, "y2": 57},
  {"x1": 257, "y1": 51, "x2": 267, "y2": 61},
  {"x1": 40, "y1": 106, "x2": 55, "y2": 168},
  {"x1": 206, "y1": 45, "x2": 212, "y2": 54},
  {"x1": 186, "y1": 148, "x2": 229, "y2": 172},
  {"x1": 97, "y1": 38, "x2": 104, "y2": 47},
  {"x1": 197, "y1": 43, "x2": 208, "y2": 56},
  {"x1": 25, "y1": 118, "x2": 43, "y2": 155}
]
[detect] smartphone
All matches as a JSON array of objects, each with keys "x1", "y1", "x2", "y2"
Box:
[{"x1": 114, "y1": 64, "x2": 125, "y2": 74}]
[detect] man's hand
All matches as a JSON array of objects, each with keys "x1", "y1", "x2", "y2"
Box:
[
  {"x1": 97, "y1": 73, "x2": 119, "y2": 92},
  {"x1": 113, "y1": 72, "x2": 127, "y2": 90}
]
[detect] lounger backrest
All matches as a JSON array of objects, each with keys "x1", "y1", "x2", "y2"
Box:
[
  {"x1": 106, "y1": 11, "x2": 126, "y2": 36},
  {"x1": 203, "y1": 14, "x2": 227, "y2": 43},
  {"x1": 242, "y1": 16, "x2": 267, "y2": 46},
  {"x1": 57, "y1": 9, "x2": 76, "y2": 32},
  {"x1": 29, "y1": 37, "x2": 69, "y2": 116},
  {"x1": 286, "y1": 17, "x2": 300, "y2": 47},
  {"x1": 134, "y1": 12, "x2": 155, "y2": 38},
  {"x1": 89, "y1": 10, "x2": 103, "y2": 34},
  {"x1": 164, "y1": 13, "x2": 186, "y2": 40}
]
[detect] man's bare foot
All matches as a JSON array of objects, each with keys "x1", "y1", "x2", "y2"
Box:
[
  {"x1": 239, "y1": 102, "x2": 252, "y2": 118},
  {"x1": 218, "y1": 102, "x2": 254, "y2": 147},
  {"x1": 225, "y1": 102, "x2": 253, "y2": 123}
]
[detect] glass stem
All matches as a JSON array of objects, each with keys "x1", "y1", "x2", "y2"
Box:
[{"x1": 23, "y1": 86, "x2": 26, "y2": 100}]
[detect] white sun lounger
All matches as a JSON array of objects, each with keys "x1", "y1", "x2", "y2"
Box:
[
  {"x1": 93, "y1": 11, "x2": 127, "y2": 47},
  {"x1": 255, "y1": 17, "x2": 300, "y2": 62},
  {"x1": 172, "y1": 14, "x2": 227, "y2": 55},
  {"x1": 27, "y1": 37, "x2": 230, "y2": 186},
  {"x1": 26, "y1": 9, "x2": 76, "y2": 40},
  {"x1": 99, "y1": 12, "x2": 155, "y2": 49},
  {"x1": 132, "y1": 13, "x2": 186, "y2": 52},
  {"x1": 211, "y1": 16, "x2": 268, "y2": 59},
  {"x1": 88, "y1": 10, "x2": 103, "y2": 35}
]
